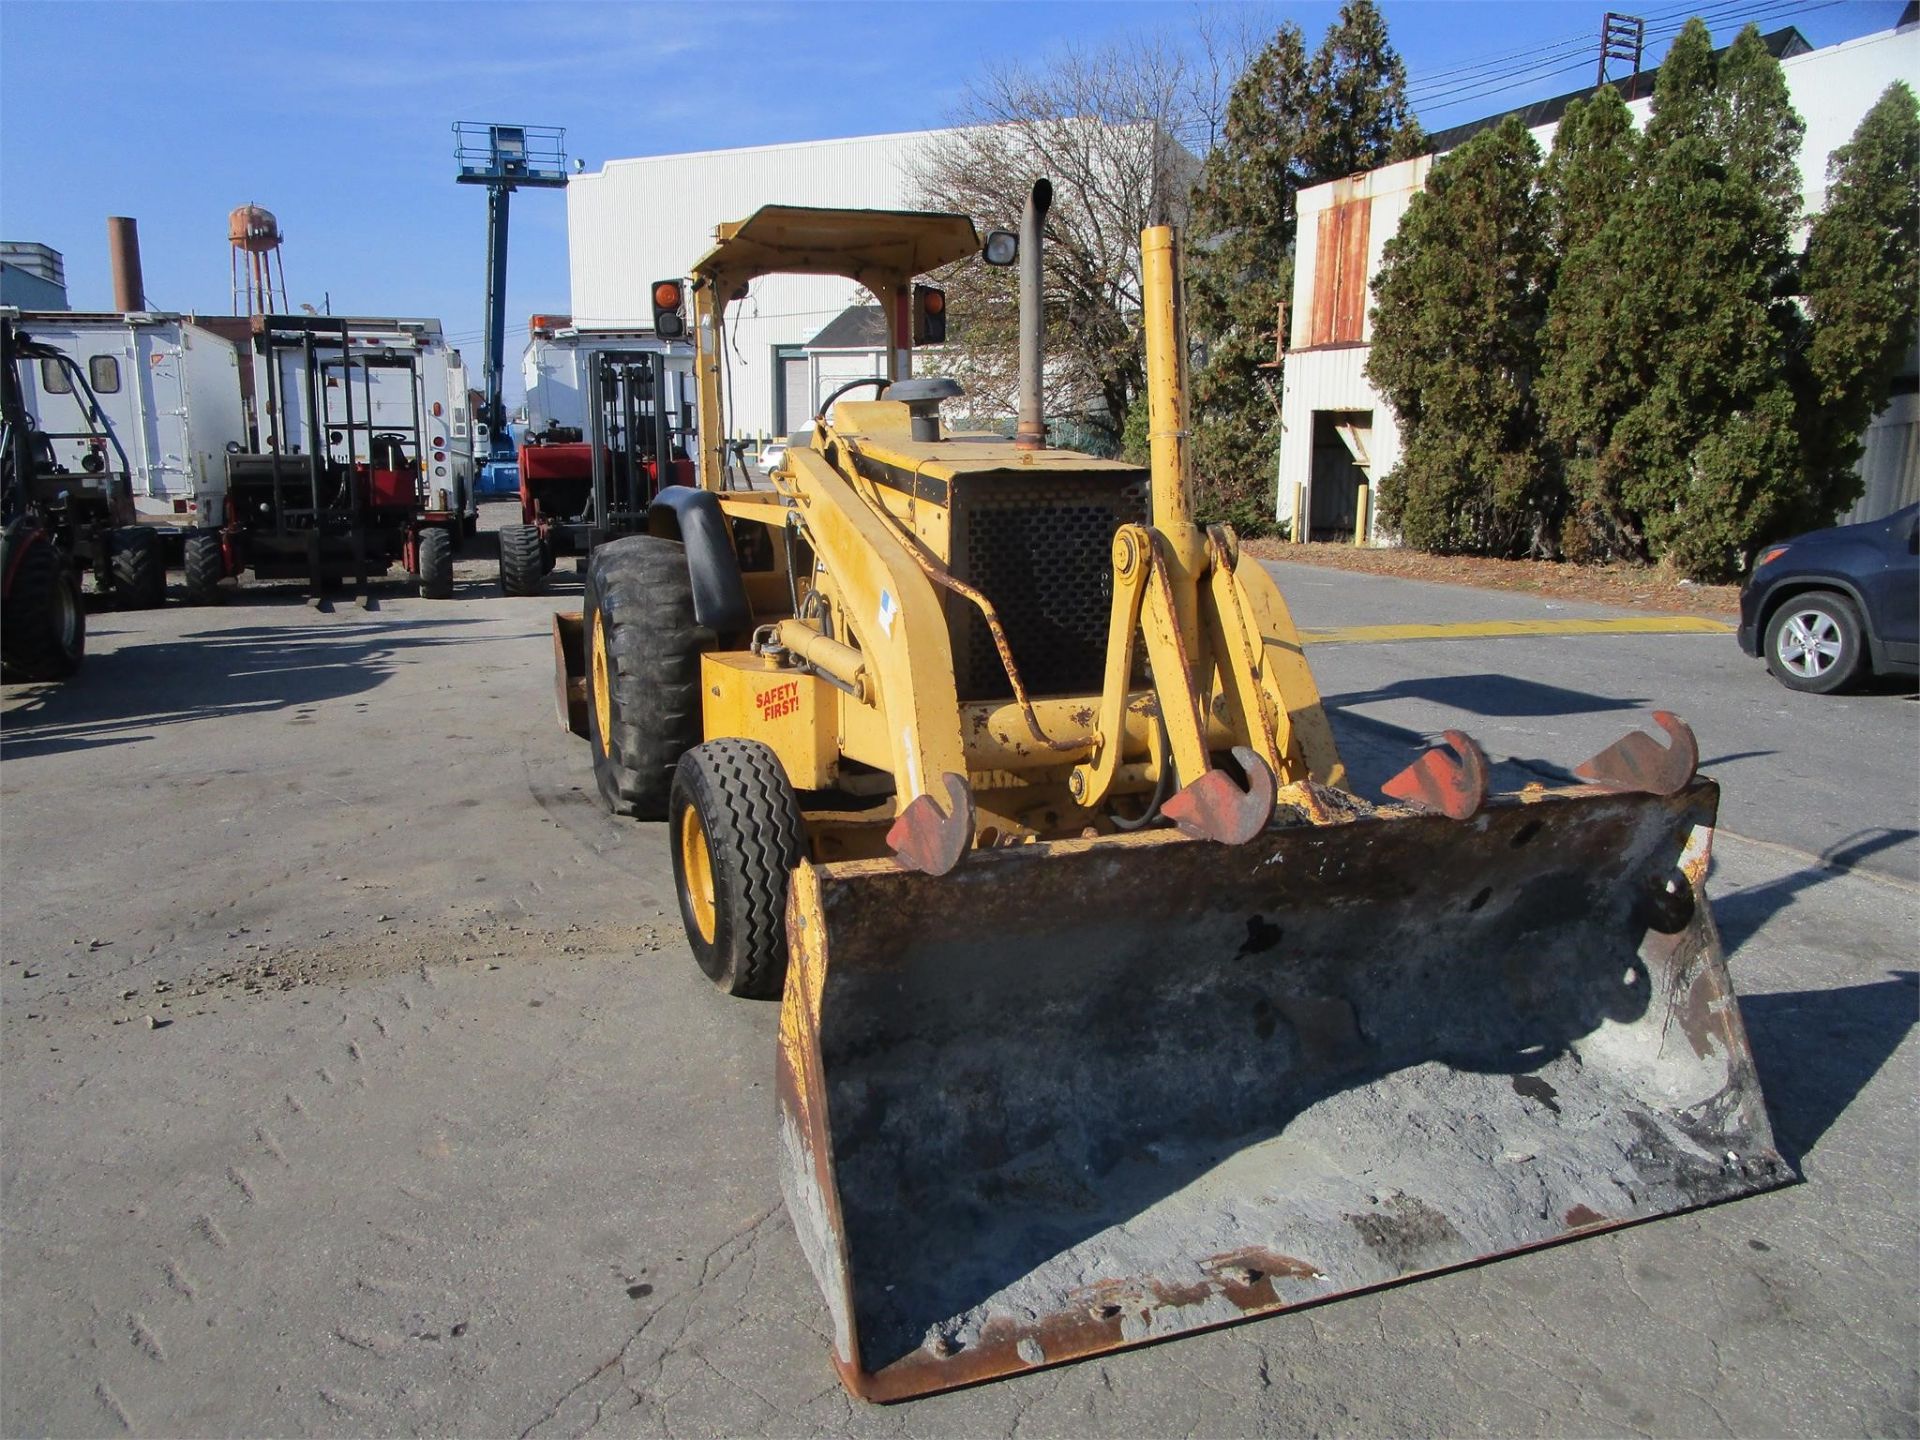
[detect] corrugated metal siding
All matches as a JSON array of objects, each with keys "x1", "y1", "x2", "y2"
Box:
[
  {"x1": 1309, "y1": 199, "x2": 1370, "y2": 347},
  {"x1": 1839, "y1": 392, "x2": 1920, "y2": 526}
]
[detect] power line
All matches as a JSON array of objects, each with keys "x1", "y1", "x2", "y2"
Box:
[{"x1": 1409, "y1": 0, "x2": 1838, "y2": 114}]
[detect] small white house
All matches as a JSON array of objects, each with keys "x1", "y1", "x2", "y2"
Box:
[{"x1": 1277, "y1": 17, "x2": 1920, "y2": 542}]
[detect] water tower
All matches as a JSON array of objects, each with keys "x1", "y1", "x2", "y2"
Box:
[{"x1": 229, "y1": 204, "x2": 288, "y2": 317}]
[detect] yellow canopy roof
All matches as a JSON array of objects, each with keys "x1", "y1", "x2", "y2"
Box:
[{"x1": 691, "y1": 206, "x2": 981, "y2": 293}]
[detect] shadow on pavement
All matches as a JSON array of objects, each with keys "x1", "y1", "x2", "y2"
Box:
[
  {"x1": 1326, "y1": 673, "x2": 1647, "y2": 719},
  {"x1": 1739, "y1": 971, "x2": 1918, "y2": 1162},
  {"x1": 1329, "y1": 707, "x2": 1590, "y2": 800},
  {"x1": 1714, "y1": 828, "x2": 1920, "y2": 956},
  {"x1": 0, "y1": 616, "x2": 492, "y2": 762}
]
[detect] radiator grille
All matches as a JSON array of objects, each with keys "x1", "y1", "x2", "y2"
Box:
[{"x1": 956, "y1": 475, "x2": 1147, "y2": 701}]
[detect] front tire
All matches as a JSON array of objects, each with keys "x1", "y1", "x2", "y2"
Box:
[
  {"x1": 110, "y1": 527, "x2": 166, "y2": 609},
  {"x1": 183, "y1": 530, "x2": 225, "y2": 603},
  {"x1": 584, "y1": 536, "x2": 706, "y2": 818},
  {"x1": 416, "y1": 527, "x2": 453, "y2": 599},
  {"x1": 1, "y1": 522, "x2": 85, "y2": 681},
  {"x1": 1765, "y1": 591, "x2": 1865, "y2": 694},
  {"x1": 670, "y1": 739, "x2": 806, "y2": 998},
  {"x1": 499, "y1": 523, "x2": 544, "y2": 596}
]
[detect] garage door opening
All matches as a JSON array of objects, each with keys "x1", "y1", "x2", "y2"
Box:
[{"x1": 1308, "y1": 411, "x2": 1371, "y2": 542}]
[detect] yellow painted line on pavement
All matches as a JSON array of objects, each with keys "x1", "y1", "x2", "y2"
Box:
[{"x1": 1300, "y1": 616, "x2": 1735, "y2": 645}]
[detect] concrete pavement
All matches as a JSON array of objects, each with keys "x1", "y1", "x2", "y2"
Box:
[{"x1": 1, "y1": 553, "x2": 1913, "y2": 1437}]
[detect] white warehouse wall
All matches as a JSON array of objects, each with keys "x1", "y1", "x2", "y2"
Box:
[
  {"x1": 1278, "y1": 19, "x2": 1920, "y2": 539},
  {"x1": 567, "y1": 128, "x2": 969, "y2": 443}
]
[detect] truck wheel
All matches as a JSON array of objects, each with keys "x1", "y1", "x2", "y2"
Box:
[
  {"x1": 500, "y1": 523, "x2": 544, "y2": 596},
  {"x1": 183, "y1": 530, "x2": 225, "y2": 604},
  {"x1": 585, "y1": 536, "x2": 706, "y2": 819},
  {"x1": 1765, "y1": 591, "x2": 1866, "y2": 694},
  {"x1": 670, "y1": 739, "x2": 806, "y2": 999},
  {"x1": 417, "y1": 527, "x2": 453, "y2": 599},
  {"x1": 110, "y1": 527, "x2": 166, "y2": 609},
  {"x1": 1, "y1": 522, "x2": 85, "y2": 681}
]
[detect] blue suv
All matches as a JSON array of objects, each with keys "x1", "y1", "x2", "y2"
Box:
[{"x1": 1738, "y1": 502, "x2": 1918, "y2": 693}]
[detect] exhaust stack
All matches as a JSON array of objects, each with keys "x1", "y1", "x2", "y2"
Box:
[
  {"x1": 107, "y1": 217, "x2": 145, "y2": 313},
  {"x1": 1013, "y1": 179, "x2": 1052, "y2": 452}
]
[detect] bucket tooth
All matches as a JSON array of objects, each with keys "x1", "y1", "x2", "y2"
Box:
[
  {"x1": 886, "y1": 772, "x2": 975, "y2": 876},
  {"x1": 1575, "y1": 711, "x2": 1698, "y2": 796},
  {"x1": 1161, "y1": 746, "x2": 1276, "y2": 844},
  {"x1": 1382, "y1": 729, "x2": 1490, "y2": 820}
]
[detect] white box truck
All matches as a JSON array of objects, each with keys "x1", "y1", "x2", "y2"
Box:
[{"x1": 8, "y1": 309, "x2": 247, "y2": 531}]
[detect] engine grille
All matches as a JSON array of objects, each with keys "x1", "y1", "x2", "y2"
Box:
[{"x1": 955, "y1": 474, "x2": 1147, "y2": 702}]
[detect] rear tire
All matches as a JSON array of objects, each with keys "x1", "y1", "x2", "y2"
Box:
[
  {"x1": 110, "y1": 527, "x2": 166, "y2": 609},
  {"x1": 670, "y1": 739, "x2": 806, "y2": 998},
  {"x1": 499, "y1": 523, "x2": 543, "y2": 596},
  {"x1": 1765, "y1": 591, "x2": 1865, "y2": 694},
  {"x1": 584, "y1": 536, "x2": 706, "y2": 818},
  {"x1": 183, "y1": 530, "x2": 225, "y2": 603},
  {"x1": 417, "y1": 527, "x2": 453, "y2": 599},
  {"x1": 1, "y1": 522, "x2": 85, "y2": 681}
]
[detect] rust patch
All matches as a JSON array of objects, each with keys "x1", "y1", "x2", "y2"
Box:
[
  {"x1": 1161, "y1": 747, "x2": 1276, "y2": 844},
  {"x1": 1381, "y1": 730, "x2": 1488, "y2": 820},
  {"x1": 886, "y1": 773, "x2": 976, "y2": 876},
  {"x1": 1564, "y1": 1204, "x2": 1609, "y2": 1228},
  {"x1": 1575, "y1": 711, "x2": 1698, "y2": 797}
]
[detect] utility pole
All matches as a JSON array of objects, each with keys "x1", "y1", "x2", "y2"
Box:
[{"x1": 1596, "y1": 13, "x2": 1647, "y2": 97}]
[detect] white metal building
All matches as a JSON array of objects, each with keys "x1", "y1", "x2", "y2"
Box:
[
  {"x1": 567, "y1": 128, "x2": 965, "y2": 446},
  {"x1": 1277, "y1": 18, "x2": 1920, "y2": 542}
]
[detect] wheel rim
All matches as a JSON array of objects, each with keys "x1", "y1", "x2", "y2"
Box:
[
  {"x1": 591, "y1": 606, "x2": 612, "y2": 755},
  {"x1": 679, "y1": 804, "x2": 718, "y2": 945},
  {"x1": 54, "y1": 581, "x2": 77, "y2": 649},
  {"x1": 1777, "y1": 609, "x2": 1843, "y2": 679}
]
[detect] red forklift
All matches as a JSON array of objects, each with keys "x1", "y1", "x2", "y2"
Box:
[
  {"x1": 498, "y1": 294, "x2": 696, "y2": 595},
  {"x1": 189, "y1": 315, "x2": 462, "y2": 603}
]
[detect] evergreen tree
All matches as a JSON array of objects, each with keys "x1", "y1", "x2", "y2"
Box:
[
  {"x1": 1185, "y1": 24, "x2": 1311, "y2": 532},
  {"x1": 1185, "y1": 0, "x2": 1416, "y2": 533},
  {"x1": 1797, "y1": 82, "x2": 1920, "y2": 525},
  {"x1": 1540, "y1": 21, "x2": 1808, "y2": 580},
  {"x1": 1303, "y1": 0, "x2": 1423, "y2": 176},
  {"x1": 1368, "y1": 118, "x2": 1555, "y2": 556},
  {"x1": 1536, "y1": 88, "x2": 1642, "y2": 559}
]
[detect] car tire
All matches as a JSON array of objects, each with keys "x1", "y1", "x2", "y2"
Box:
[
  {"x1": 1, "y1": 521, "x2": 85, "y2": 681},
  {"x1": 416, "y1": 527, "x2": 453, "y2": 599},
  {"x1": 184, "y1": 530, "x2": 226, "y2": 603},
  {"x1": 110, "y1": 527, "x2": 166, "y2": 609},
  {"x1": 499, "y1": 523, "x2": 544, "y2": 596},
  {"x1": 1765, "y1": 591, "x2": 1866, "y2": 694},
  {"x1": 584, "y1": 536, "x2": 708, "y2": 819},
  {"x1": 669, "y1": 739, "x2": 806, "y2": 999}
]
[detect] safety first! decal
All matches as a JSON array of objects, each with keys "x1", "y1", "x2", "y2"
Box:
[{"x1": 758, "y1": 680, "x2": 801, "y2": 722}]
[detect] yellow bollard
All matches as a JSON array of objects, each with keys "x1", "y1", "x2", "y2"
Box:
[
  {"x1": 1354, "y1": 482, "x2": 1371, "y2": 546},
  {"x1": 1294, "y1": 483, "x2": 1309, "y2": 543}
]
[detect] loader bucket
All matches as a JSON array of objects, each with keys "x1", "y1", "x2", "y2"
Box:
[
  {"x1": 777, "y1": 780, "x2": 1789, "y2": 1402},
  {"x1": 553, "y1": 610, "x2": 587, "y2": 737}
]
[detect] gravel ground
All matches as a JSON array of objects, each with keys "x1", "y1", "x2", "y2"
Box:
[{"x1": 1, "y1": 537, "x2": 1913, "y2": 1437}]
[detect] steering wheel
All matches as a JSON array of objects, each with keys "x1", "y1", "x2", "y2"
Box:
[{"x1": 814, "y1": 376, "x2": 889, "y2": 422}]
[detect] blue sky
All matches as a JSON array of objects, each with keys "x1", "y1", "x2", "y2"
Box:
[{"x1": 1, "y1": 0, "x2": 1900, "y2": 391}]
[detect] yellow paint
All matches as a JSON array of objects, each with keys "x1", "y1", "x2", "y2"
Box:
[
  {"x1": 678, "y1": 802, "x2": 717, "y2": 945},
  {"x1": 1300, "y1": 616, "x2": 1734, "y2": 646},
  {"x1": 702, "y1": 652, "x2": 838, "y2": 789},
  {"x1": 590, "y1": 607, "x2": 612, "y2": 755}
]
